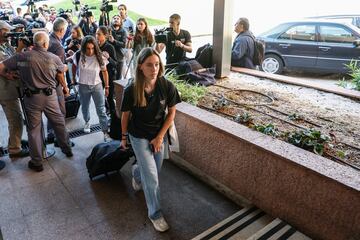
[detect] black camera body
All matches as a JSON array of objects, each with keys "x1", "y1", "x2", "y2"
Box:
[
  {"x1": 72, "y1": 39, "x2": 80, "y2": 45},
  {"x1": 100, "y1": 0, "x2": 116, "y2": 12},
  {"x1": 27, "y1": 0, "x2": 35, "y2": 6},
  {"x1": 80, "y1": 5, "x2": 96, "y2": 18},
  {"x1": 5, "y1": 31, "x2": 34, "y2": 48},
  {"x1": 154, "y1": 27, "x2": 173, "y2": 44}
]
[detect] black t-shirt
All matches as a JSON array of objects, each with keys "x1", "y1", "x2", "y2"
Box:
[
  {"x1": 121, "y1": 77, "x2": 181, "y2": 141},
  {"x1": 99, "y1": 41, "x2": 117, "y2": 80},
  {"x1": 165, "y1": 29, "x2": 192, "y2": 64}
]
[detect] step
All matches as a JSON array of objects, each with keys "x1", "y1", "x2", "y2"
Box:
[
  {"x1": 191, "y1": 206, "x2": 273, "y2": 240},
  {"x1": 192, "y1": 208, "x2": 311, "y2": 240},
  {"x1": 248, "y1": 218, "x2": 312, "y2": 240}
]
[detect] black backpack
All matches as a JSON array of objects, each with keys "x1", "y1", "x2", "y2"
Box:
[
  {"x1": 195, "y1": 43, "x2": 213, "y2": 68},
  {"x1": 247, "y1": 35, "x2": 265, "y2": 66}
]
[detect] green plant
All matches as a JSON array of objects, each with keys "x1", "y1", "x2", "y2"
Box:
[
  {"x1": 213, "y1": 96, "x2": 229, "y2": 110},
  {"x1": 234, "y1": 112, "x2": 252, "y2": 124},
  {"x1": 288, "y1": 113, "x2": 304, "y2": 121},
  {"x1": 287, "y1": 129, "x2": 330, "y2": 155},
  {"x1": 345, "y1": 60, "x2": 360, "y2": 91},
  {"x1": 336, "y1": 77, "x2": 350, "y2": 88},
  {"x1": 166, "y1": 73, "x2": 207, "y2": 105},
  {"x1": 253, "y1": 123, "x2": 279, "y2": 137},
  {"x1": 336, "y1": 150, "x2": 346, "y2": 159}
]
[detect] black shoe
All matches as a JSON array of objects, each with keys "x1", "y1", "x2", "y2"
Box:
[
  {"x1": 0, "y1": 160, "x2": 5, "y2": 171},
  {"x1": 62, "y1": 149, "x2": 73, "y2": 157},
  {"x1": 28, "y1": 161, "x2": 44, "y2": 172},
  {"x1": 0, "y1": 147, "x2": 6, "y2": 157},
  {"x1": 46, "y1": 136, "x2": 55, "y2": 144},
  {"x1": 9, "y1": 149, "x2": 30, "y2": 158},
  {"x1": 54, "y1": 140, "x2": 75, "y2": 148}
]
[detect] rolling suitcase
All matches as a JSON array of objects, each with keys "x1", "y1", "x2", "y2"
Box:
[
  {"x1": 65, "y1": 85, "x2": 80, "y2": 119},
  {"x1": 86, "y1": 140, "x2": 134, "y2": 180}
]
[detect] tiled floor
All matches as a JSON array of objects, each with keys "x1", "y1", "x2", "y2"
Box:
[{"x1": 0, "y1": 128, "x2": 240, "y2": 240}]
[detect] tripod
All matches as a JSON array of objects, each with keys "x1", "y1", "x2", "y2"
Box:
[{"x1": 17, "y1": 88, "x2": 55, "y2": 159}]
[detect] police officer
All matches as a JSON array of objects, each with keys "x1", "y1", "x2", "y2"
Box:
[
  {"x1": 156, "y1": 13, "x2": 192, "y2": 66},
  {"x1": 0, "y1": 20, "x2": 29, "y2": 159},
  {"x1": 0, "y1": 31, "x2": 73, "y2": 172},
  {"x1": 47, "y1": 17, "x2": 69, "y2": 144}
]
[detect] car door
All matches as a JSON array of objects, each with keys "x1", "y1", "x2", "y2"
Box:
[
  {"x1": 317, "y1": 23, "x2": 360, "y2": 73},
  {"x1": 275, "y1": 24, "x2": 318, "y2": 69}
]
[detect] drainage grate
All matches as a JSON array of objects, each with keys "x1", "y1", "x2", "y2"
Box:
[{"x1": 68, "y1": 124, "x2": 102, "y2": 139}]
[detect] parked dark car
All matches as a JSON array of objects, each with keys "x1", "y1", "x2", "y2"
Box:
[
  {"x1": 258, "y1": 20, "x2": 360, "y2": 74},
  {"x1": 309, "y1": 15, "x2": 360, "y2": 29}
]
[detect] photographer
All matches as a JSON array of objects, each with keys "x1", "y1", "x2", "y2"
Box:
[
  {"x1": 78, "y1": 10, "x2": 97, "y2": 37},
  {"x1": 0, "y1": 20, "x2": 29, "y2": 159},
  {"x1": 108, "y1": 14, "x2": 127, "y2": 80},
  {"x1": 0, "y1": 31, "x2": 73, "y2": 172},
  {"x1": 65, "y1": 25, "x2": 83, "y2": 53},
  {"x1": 156, "y1": 14, "x2": 192, "y2": 65}
]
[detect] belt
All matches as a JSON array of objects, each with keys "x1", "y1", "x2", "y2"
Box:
[{"x1": 29, "y1": 89, "x2": 41, "y2": 94}]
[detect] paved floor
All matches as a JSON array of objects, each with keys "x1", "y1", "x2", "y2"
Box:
[{"x1": 0, "y1": 108, "x2": 240, "y2": 240}]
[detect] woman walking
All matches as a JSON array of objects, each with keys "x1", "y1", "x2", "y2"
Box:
[
  {"x1": 121, "y1": 47, "x2": 181, "y2": 232},
  {"x1": 72, "y1": 36, "x2": 111, "y2": 142}
]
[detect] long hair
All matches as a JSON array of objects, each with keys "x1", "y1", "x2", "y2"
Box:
[
  {"x1": 72, "y1": 25, "x2": 83, "y2": 39},
  {"x1": 134, "y1": 18, "x2": 154, "y2": 46},
  {"x1": 97, "y1": 25, "x2": 110, "y2": 40},
  {"x1": 79, "y1": 35, "x2": 104, "y2": 67},
  {"x1": 133, "y1": 47, "x2": 164, "y2": 107}
]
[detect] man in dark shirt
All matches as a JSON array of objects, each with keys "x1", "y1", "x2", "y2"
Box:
[
  {"x1": 0, "y1": 31, "x2": 73, "y2": 172},
  {"x1": 231, "y1": 17, "x2": 256, "y2": 69},
  {"x1": 108, "y1": 15, "x2": 127, "y2": 80},
  {"x1": 79, "y1": 14, "x2": 98, "y2": 37},
  {"x1": 156, "y1": 14, "x2": 192, "y2": 66}
]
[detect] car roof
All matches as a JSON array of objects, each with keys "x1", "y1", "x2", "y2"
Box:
[
  {"x1": 308, "y1": 14, "x2": 360, "y2": 19},
  {"x1": 258, "y1": 19, "x2": 360, "y2": 37}
]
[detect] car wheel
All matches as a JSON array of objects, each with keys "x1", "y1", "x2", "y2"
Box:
[{"x1": 261, "y1": 54, "x2": 284, "y2": 74}]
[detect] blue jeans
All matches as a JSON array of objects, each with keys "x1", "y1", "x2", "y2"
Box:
[
  {"x1": 78, "y1": 83, "x2": 108, "y2": 132},
  {"x1": 129, "y1": 134, "x2": 165, "y2": 220}
]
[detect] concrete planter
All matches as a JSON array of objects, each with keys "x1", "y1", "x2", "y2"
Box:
[{"x1": 172, "y1": 102, "x2": 360, "y2": 240}]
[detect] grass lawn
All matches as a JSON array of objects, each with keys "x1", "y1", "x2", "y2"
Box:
[{"x1": 50, "y1": 0, "x2": 166, "y2": 26}]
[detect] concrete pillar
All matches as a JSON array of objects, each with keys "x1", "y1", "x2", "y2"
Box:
[{"x1": 213, "y1": 0, "x2": 233, "y2": 78}]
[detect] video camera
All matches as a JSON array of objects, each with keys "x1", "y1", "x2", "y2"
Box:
[
  {"x1": 5, "y1": 28, "x2": 48, "y2": 48},
  {"x1": 100, "y1": 0, "x2": 116, "y2": 12},
  {"x1": 154, "y1": 27, "x2": 173, "y2": 44},
  {"x1": 6, "y1": 31, "x2": 34, "y2": 47},
  {"x1": 58, "y1": 8, "x2": 72, "y2": 15},
  {"x1": 0, "y1": 9, "x2": 13, "y2": 21},
  {"x1": 80, "y1": 5, "x2": 96, "y2": 18},
  {"x1": 27, "y1": 0, "x2": 35, "y2": 7},
  {"x1": 0, "y1": 13, "x2": 10, "y2": 21}
]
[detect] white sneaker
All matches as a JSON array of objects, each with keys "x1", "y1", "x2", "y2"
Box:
[
  {"x1": 150, "y1": 216, "x2": 170, "y2": 232},
  {"x1": 132, "y1": 177, "x2": 142, "y2": 191},
  {"x1": 104, "y1": 132, "x2": 111, "y2": 142},
  {"x1": 84, "y1": 122, "x2": 91, "y2": 133}
]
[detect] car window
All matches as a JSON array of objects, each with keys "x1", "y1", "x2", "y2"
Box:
[
  {"x1": 279, "y1": 25, "x2": 316, "y2": 41},
  {"x1": 319, "y1": 25, "x2": 357, "y2": 43}
]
